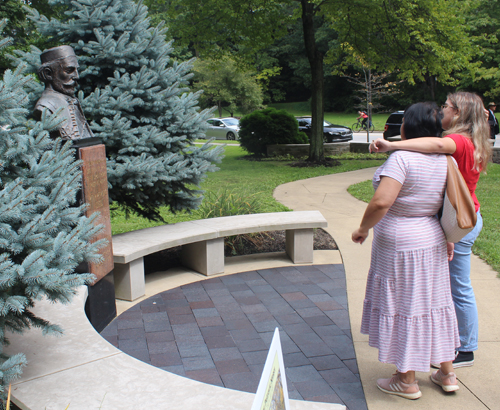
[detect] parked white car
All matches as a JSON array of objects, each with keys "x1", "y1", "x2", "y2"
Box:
[{"x1": 205, "y1": 118, "x2": 240, "y2": 140}]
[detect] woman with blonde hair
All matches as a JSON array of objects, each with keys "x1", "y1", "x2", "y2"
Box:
[{"x1": 371, "y1": 91, "x2": 492, "y2": 371}]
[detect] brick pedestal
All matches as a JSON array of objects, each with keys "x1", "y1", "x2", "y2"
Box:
[{"x1": 77, "y1": 141, "x2": 116, "y2": 331}]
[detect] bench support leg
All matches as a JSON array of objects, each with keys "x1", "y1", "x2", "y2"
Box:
[
  {"x1": 114, "y1": 258, "x2": 145, "y2": 301},
  {"x1": 286, "y1": 228, "x2": 314, "y2": 264},
  {"x1": 182, "y1": 238, "x2": 224, "y2": 276}
]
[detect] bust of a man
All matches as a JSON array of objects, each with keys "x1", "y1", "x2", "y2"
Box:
[{"x1": 34, "y1": 45, "x2": 93, "y2": 140}]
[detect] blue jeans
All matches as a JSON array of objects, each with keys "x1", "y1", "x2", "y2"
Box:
[{"x1": 449, "y1": 210, "x2": 482, "y2": 352}]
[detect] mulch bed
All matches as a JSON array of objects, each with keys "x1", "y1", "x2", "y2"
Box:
[
  {"x1": 240, "y1": 155, "x2": 342, "y2": 168},
  {"x1": 144, "y1": 228, "x2": 337, "y2": 275},
  {"x1": 289, "y1": 158, "x2": 341, "y2": 167}
]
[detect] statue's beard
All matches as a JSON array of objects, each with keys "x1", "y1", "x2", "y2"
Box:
[{"x1": 54, "y1": 81, "x2": 77, "y2": 96}]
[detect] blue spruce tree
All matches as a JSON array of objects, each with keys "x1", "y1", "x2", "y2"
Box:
[
  {"x1": 16, "y1": 0, "x2": 223, "y2": 221},
  {"x1": 0, "y1": 20, "x2": 103, "y2": 394}
]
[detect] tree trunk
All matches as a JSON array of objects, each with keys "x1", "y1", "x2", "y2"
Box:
[
  {"x1": 300, "y1": 0, "x2": 324, "y2": 162},
  {"x1": 424, "y1": 74, "x2": 436, "y2": 101}
]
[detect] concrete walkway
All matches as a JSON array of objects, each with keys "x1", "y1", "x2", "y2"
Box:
[
  {"x1": 10, "y1": 166, "x2": 498, "y2": 410},
  {"x1": 274, "y1": 167, "x2": 500, "y2": 410}
]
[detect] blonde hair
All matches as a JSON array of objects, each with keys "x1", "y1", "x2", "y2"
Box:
[{"x1": 443, "y1": 92, "x2": 492, "y2": 171}]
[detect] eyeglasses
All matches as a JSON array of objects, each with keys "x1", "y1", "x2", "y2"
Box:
[{"x1": 441, "y1": 103, "x2": 455, "y2": 110}]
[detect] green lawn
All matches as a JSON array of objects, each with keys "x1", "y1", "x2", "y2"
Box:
[
  {"x1": 268, "y1": 102, "x2": 390, "y2": 131},
  {"x1": 474, "y1": 163, "x2": 500, "y2": 274},
  {"x1": 347, "y1": 163, "x2": 500, "y2": 274},
  {"x1": 223, "y1": 101, "x2": 499, "y2": 133},
  {"x1": 110, "y1": 146, "x2": 386, "y2": 234},
  {"x1": 219, "y1": 101, "x2": 391, "y2": 131},
  {"x1": 111, "y1": 145, "x2": 499, "y2": 274}
]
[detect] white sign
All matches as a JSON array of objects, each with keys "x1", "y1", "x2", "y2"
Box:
[{"x1": 251, "y1": 328, "x2": 291, "y2": 410}]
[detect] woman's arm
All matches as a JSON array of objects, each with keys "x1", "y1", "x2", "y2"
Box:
[
  {"x1": 370, "y1": 137, "x2": 457, "y2": 155},
  {"x1": 352, "y1": 176, "x2": 403, "y2": 244}
]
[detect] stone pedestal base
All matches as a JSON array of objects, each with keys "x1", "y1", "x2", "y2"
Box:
[
  {"x1": 85, "y1": 270, "x2": 116, "y2": 332},
  {"x1": 76, "y1": 141, "x2": 116, "y2": 329}
]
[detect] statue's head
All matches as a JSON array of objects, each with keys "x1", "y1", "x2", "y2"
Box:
[{"x1": 38, "y1": 45, "x2": 79, "y2": 97}]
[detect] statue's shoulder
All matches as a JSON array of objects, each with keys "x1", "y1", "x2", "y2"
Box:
[{"x1": 35, "y1": 89, "x2": 69, "y2": 114}]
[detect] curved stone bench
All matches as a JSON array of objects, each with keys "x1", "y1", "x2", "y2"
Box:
[
  {"x1": 112, "y1": 211, "x2": 328, "y2": 301},
  {"x1": 8, "y1": 288, "x2": 345, "y2": 410}
]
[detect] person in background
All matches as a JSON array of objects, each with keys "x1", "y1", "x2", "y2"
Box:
[
  {"x1": 370, "y1": 92, "x2": 492, "y2": 369},
  {"x1": 487, "y1": 102, "x2": 499, "y2": 139},
  {"x1": 357, "y1": 110, "x2": 369, "y2": 128},
  {"x1": 352, "y1": 102, "x2": 460, "y2": 400}
]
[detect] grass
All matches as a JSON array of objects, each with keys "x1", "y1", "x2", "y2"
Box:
[
  {"x1": 347, "y1": 180, "x2": 374, "y2": 202},
  {"x1": 211, "y1": 101, "x2": 391, "y2": 131},
  {"x1": 346, "y1": 163, "x2": 500, "y2": 274},
  {"x1": 212, "y1": 101, "x2": 498, "y2": 133},
  {"x1": 110, "y1": 143, "x2": 499, "y2": 273},
  {"x1": 474, "y1": 163, "x2": 500, "y2": 273},
  {"x1": 110, "y1": 145, "x2": 386, "y2": 234},
  {"x1": 268, "y1": 102, "x2": 390, "y2": 131},
  {"x1": 196, "y1": 139, "x2": 240, "y2": 144}
]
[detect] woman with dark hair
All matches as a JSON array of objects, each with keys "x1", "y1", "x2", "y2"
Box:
[
  {"x1": 400, "y1": 102, "x2": 443, "y2": 139},
  {"x1": 352, "y1": 102, "x2": 460, "y2": 400},
  {"x1": 371, "y1": 92, "x2": 492, "y2": 369}
]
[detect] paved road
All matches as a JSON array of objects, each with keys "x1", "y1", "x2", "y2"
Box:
[
  {"x1": 198, "y1": 133, "x2": 387, "y2": 146},
  {"x1": 351, "y1": 132, "x2": 384, "y2": 144},
  {"x1": 199, "y1": 132, "x2": 500, "y2": 147},
  {"x1": 353, "y1": 132, "x2": 500, "y2": 147}
]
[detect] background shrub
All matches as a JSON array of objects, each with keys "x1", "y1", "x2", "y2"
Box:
[{"x1": 239, "y1": 107, "x2": 308, "y2": 156}]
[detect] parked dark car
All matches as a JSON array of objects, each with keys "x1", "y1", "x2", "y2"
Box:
[
  {"x1": 296, "y1": 116, "x2": 353, "y2": 143},
  {"x1": 383, "y1": 111, "x2": 404, "y2": 140}
]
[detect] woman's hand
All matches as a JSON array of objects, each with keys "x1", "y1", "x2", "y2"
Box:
[
  {"x1": 352, "y1": 228, "x2": 369, "y2": 244},
  {"x1": 352, "y1": 176, "x2": 402, "y2": 245},
  {"x1": 370, "y1": 138, "x2": 392, "y2": 153},
  {"x1": 447, "y1": 242, "x2": 454, "y2": 261}
]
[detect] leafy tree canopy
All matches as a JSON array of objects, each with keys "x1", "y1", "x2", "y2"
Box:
[
  {"x1": 458, "y1": 0, "x2": 500, "y2": 100},
  {"x1": 166, "y1": 0, "x2": 293, "y2": 60},
  {"x1": 163, "y1": 0, "x2": 476, "y2": 160},
  {"x1": 192, "y1": 57, "x2": 264, "y2": 117},
  {"x1": 327, "y1": 0, "x2": 475, "y2": 86},
  {"x1": 0, "y1": 0, "x2": 62, "y2": 74}
]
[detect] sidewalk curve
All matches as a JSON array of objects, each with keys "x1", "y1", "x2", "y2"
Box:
[{"x1": 274, "y1": 167, "x2": 500, "y2": 410}]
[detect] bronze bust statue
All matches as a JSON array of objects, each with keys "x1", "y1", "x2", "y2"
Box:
[{"x1": 34, "y1": 45, "x2": 93, "y2": 140}]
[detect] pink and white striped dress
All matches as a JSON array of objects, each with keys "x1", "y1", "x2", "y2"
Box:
[{"x1": 361, "y1": 150, "x2": 460, "y2": 373}]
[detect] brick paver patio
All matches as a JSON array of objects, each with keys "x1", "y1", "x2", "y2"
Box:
[{"x1": 101, "y1": 264, "x2": 367, "y2": 410}]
